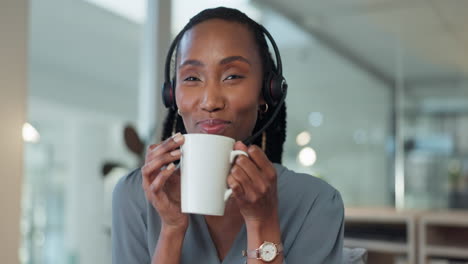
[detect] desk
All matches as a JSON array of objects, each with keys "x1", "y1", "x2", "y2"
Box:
[
  {"x1": 345, "y1": 208, "x2": 420, "y2": 264},
  {"x1": 419, "y1": 211, "x2": 468, "y2": 264},
  {"x1": 345, "y1": 208, "x2": 468, "y2": 264}
]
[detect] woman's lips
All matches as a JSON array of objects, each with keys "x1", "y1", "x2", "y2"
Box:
[{"x1": 197, "y1": 119, "x2": 231, "y2": 134}]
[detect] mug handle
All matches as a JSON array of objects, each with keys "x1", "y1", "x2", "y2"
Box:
[{"x1": 224, "y1": 150, "x2": 249, "y2": 202}]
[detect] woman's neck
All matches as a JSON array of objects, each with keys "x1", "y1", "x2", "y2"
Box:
[
  {"x1": 204, "y1": 198, "x2": 243, "y2": 226},
  {"x1": 203, "y1": 198, "x2": 244, "y2": 261}
]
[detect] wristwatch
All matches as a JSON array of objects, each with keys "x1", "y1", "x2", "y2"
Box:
[{"x1": 242, "y1": 241, "x2": 283, "y2": 262}]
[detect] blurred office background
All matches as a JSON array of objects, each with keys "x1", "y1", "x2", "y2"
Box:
[{"x1": 1, "y1": 0, "x2": 467, "y2": 263}]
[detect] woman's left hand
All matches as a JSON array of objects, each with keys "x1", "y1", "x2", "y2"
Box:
[{"x1": 227, "y1": 141, "x2": 279, "y2": 223}]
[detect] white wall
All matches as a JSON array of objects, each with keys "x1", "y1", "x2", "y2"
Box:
[{"x1": 0, "y1": 0, "x2": 28, "y2": 263}]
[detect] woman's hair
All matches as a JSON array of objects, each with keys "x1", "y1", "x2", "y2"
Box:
[{"x1": 161, "y1": 7, "x2": 287, "y2": 164}]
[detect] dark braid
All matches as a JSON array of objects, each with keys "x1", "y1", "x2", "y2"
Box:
[{"x1": 161, "y1": 7, "x2": 287, "y2": 164}]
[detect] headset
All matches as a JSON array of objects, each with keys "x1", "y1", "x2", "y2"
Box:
[{"x1": 162, "y1": 23, "x2": 288, "y2": 145}]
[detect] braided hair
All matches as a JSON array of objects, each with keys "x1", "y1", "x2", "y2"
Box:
[{"x1": 161, "y1": 7, "x2": 287, "y2": 164}]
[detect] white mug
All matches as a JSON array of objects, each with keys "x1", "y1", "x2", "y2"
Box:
[{"x1": 180, "y1": 133, "x2": 248, "y2": 216}]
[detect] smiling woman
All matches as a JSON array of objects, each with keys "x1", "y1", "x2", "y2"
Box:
[
  {"x1": 175, "y1": 19, "x2": 263, "y2": 141},
  {"x1": 112, "y1": 7, "x2": 344, "y2": 264}
]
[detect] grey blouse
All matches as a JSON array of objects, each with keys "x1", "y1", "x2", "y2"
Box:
[{"x1": 112, "y1": 164, "x2": 344, "y2": 264}]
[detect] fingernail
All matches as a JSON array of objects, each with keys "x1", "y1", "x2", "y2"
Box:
[
  {"x1": 166, "y1": 163, "x2": 175, "y2": 170},
  {"x1": 170, "y1": 149, "x2": 181, "y2": 156},
  {"x1": 173, "y1": 133, "x2": 183, "y2": 142},
  {"x1": 149, "y1": 144, "x2": 158, "y2": 150}
]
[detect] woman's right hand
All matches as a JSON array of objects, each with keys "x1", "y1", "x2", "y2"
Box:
[{"x1": 141, "y1": 132, "x2": 188, "y2": 231}]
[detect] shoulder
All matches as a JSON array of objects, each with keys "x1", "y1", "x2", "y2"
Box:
[
  {"x1": 274, "y1": 163, "x2": 343, "y2": 218},
  {"x1": 274, "y1": 165, "x2": 345, "y2": 261},
  {"x1": 112, "y1": 168, "x2": 147, "y2": 213},
  {"x1": 274, "y1": 163, "x2": 340, "y2": 201}
]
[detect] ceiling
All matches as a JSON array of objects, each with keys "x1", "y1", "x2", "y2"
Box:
[{"x1": 253, "y1": 0, "x2": 468, "y2": 86}]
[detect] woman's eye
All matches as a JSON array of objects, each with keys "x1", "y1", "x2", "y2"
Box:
[
  {"x1": 183, "y1": 76, "x2": 200, "y2": 82},
  {"x1": 224, "y1": 75, "x2": 244, "y2": 81}
]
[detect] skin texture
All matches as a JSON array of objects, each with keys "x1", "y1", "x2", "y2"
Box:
[{"x1": 141, "y1": 19, "x2": 283, "y2": 264}]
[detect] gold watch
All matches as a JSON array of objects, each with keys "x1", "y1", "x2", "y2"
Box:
[{"x1": 242, "y1": 241, "x2": 283, "y2": 262}]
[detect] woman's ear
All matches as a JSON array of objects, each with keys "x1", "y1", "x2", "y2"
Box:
[
  {"x1": 258, "y1": 94, "x2": 267, "y2": 106},
  {"x1": 257, "y1": 96, "x2": 269, "y2": 116}
]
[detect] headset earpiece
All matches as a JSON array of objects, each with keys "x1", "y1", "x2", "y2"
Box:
[
  {"x1": 263, "y1": 72, "x2": 288, "y2": 106},
  {"x1": 272, "y1": 75, "x2": 287, "y2": 103},
  {"x1": 162, "y1": 79, "x2": 176, "y2": 109}
]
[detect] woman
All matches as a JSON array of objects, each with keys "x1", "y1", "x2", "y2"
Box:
[{"x1": 112, "y1": 7, "x2": 344, "y2": 264}]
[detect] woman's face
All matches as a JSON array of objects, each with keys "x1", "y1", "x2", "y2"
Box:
[{"x1": 175, "y1": 19, "x2": 264, "y2": 141}]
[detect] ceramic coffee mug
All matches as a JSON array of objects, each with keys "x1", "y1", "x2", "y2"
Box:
[{"x1": 180, "y1": 133, "x2": 247, "y2": 216}]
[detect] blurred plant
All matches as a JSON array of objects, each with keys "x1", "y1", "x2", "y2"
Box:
[
  {"x1": 101, "y1": 124, "x2": 151, "y2": 178},
  {"x1": 448, "y1": 159, "x2": 462, "y2": 191}
]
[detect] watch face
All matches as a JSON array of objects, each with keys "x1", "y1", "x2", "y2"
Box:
[{"x1": 260, "y1": 242, "x2": 277, "y2": 262}]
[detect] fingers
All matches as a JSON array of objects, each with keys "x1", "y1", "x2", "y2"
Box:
[
  {"x1": 234, "y1": 141, "x2": 248, "y2": 152},
  {"x1": 235, "y1": 142, "x2": 275, "y2": 181},
  {"x1": 150, "y1": 163, "x2": 177, "y2": 195},
  {"x1": 142, "y1": 133, "x2": 184, "y2": 187},
  {"x1": 141, "y1": 135, "x2": 187, "y2": 228},
  {"x1": 227, "y1": 174, "x2": 243, "y2": 197},
  {"x1": 146, "y1": 133, "x2": 184, "y2": 163},
  {"x1": 229, "y1": 144, "x2": 277, "y2": 203},
  {"x1": 231, "y1": 162, "x2": 269, "y2": 203},
  {"x1": 148, "y1": 143, "x2": 160, "y2": 150},
  {"x1": 228, "y1": 165, "x2": 251, "y2": 198},
  {"x1": 142, "y1": 149, "x2": 181, "y2": 185},
  {"x1": 235, "y1": 155, "x2": 267, "y2": 194},
  {"x1": 247, "y1": 145, "x2": 276, "y2": 181}
]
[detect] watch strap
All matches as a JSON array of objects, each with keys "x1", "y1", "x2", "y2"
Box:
[{"x1": 246, "y1": 248, "x2": 260, "y2": 259}]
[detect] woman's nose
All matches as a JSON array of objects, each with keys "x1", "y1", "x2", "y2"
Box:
[{"x1": 199, "y1": 84, "x2": 225, "y2": 112}]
